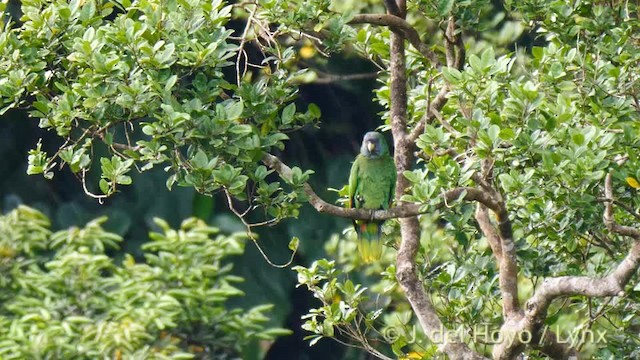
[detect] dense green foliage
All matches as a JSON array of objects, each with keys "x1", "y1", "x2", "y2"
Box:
[
  {"x1": 0, "y1": 205, "x2": 287, "y2": 358},
  {"x1": 1, "y1": 0, "x2": 319, "y2": 227},
  {"x1": 2, "y1": 0, "x2": 640, "y2": 358}
]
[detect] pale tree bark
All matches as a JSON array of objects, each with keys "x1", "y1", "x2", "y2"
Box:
[{"x1": 387, "y1": 2, "x2": 486, "y2": 359}]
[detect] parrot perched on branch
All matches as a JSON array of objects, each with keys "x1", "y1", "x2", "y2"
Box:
[{"x1": 348, "y1": 131, "x2": 396, "y2": 263}]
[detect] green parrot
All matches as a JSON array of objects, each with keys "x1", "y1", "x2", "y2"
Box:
[{"x1": 348, "y1": 131, "x2": 396, "y2": 263}]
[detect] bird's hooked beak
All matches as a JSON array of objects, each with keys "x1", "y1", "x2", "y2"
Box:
[{"x1": 367, "y1": 141, "x2": 376, "y2": 153}]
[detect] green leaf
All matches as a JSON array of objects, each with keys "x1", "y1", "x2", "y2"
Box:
[
  {"x1": 227, "y1": 100, "x2": 244, "y2": 120},
  {"x1": 192, "y1": 150, "x2": 209, "y2": 168},
  {"x1": 164, "y1": 75, "x2": 178, "y2": 93},
  {"x1": 229, "y1": 124, "x2": 253, "y2": 135},
  {"x1": 99, "y1": 179, "x2": 110, "y2": 194},
  {"x1": 437, "y1": 0, "x2": 454, "y2": 16},
  {"x1": 307, "y1": 103, "x2": 321, "y2": 119},
  {"x1": 254, "y1": 165, "x2": 270, "y2": 180},
  {"x1": 572, "y1": 132, "x2": 585, "y2": 146},
  {"x1": 488, "y1": 125, "x2": 500, "y2": 143},
  {"x1": 281, "y1": 103, "x2": 296, "y2": 125},
  {"x1": 498, "y1": 173, "x2": 516, "y2": 192},
  {"x1": 442, "y1": 67, "x2": 463, "y2": 84},
  {"x1": 288, "y1": 236, "x2": 299, "y2": 251}
]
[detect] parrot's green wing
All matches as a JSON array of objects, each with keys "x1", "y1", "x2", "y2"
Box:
[
  {"x1": 385, "y1": 165, "x2": 397, "y2": 209},
  {"x1": 348, "y1": 154, "x2": 396, "y2": 263},
  {"x1": 348, "y1": 156, "x2": 361, "y2": 209}
]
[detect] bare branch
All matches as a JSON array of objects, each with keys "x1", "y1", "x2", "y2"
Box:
[
  {"x1": 495, "y1": 209, "x2": 521, "y2": 316},
  {"x1": 349, "y1": 14, "x2": 441, "y2": 67},
  {"x1": 450, "y1": 17, "x2": 465, "y2": 71},
  {"x1": 408, "y1": 86, "x2": 450, "y2": 143},
  {"x1": 236, "y1": 5, "x2": 257, "y2": 86},
  {"x1": 526, "y1": 241, "x2": 640, "y2": 320},
  {"x1": 597, "y1": 197, "x2": 640, "y2": 222},
  {"x1": 396, "y1": 0, "x2": 406, "y2": 17},
  {"x1": 223, "y1": 188, "x2": 295, "y2": 268},
  {"x1": 526, "y1": 174, "x2": 640, "y2": 320},
  {"x1": 473, "y1": 159, "x2": 520, "y2": 318},
  {"x1": 80, "y1": 169, "x2": 107, "y2": 204},
  {"x1": 444, "y1": 16, "x2": 456, "y2": 68}
]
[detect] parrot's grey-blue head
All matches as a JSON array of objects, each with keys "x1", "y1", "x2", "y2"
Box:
[{"x1": 360, "y1": 131, "x2": 390, "y2": 158}]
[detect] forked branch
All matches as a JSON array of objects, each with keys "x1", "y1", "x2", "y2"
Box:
[{"x1": 493, "y1": 173, "x2": 640, "y2": 359}]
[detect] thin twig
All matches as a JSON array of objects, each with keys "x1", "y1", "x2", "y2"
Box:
[{"x1": 223, "y1": 188, "x2": 295, "y2": 268}]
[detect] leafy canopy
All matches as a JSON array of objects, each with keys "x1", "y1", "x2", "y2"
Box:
[
  {"x1": 0, "y1": 205, "x2": 289, "y2": 359},
  {"x1": 3, "y1": 0, "x2": 640, "y2": 358}
]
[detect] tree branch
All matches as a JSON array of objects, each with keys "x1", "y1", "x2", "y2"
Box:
[
  {"x1": 475, "y1": 203, "x2": 503, "y2": 260},
  {"x1": 262, "y1": 152, "x2": 501, "y2": 221},
  {"x1": 474, "y1": 160, "x2": 520, "y2": 319},
  {"x1": 526, "y1": 241, "x2": 640, "y2": 320},
  {"x1": 525, "y1": 173, "x2": 640, "y2": 320},
  {"x1": 495, "y1": 207, "x2": 521, "y2": 317},
  {"x1": 408, "y1": 86, "x2": 449, "y2": 143},
  {"x1": 349, "y1": 14, "x2": 441, "y2": 67}
]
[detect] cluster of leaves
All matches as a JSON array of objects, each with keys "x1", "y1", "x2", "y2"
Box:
[
  {"x1": 293, "y1": 237, "x2": 429, "y2": 359},
  {"x1": 0, "y1": 205, "x2": 288, "y2": 359},
  {"x1": 0, "y1": 0, "x2": 321, "y2": 224},
  {"x1": 294, "y1": 213, "x2": 506, "y2": 359},
  {"x1": 256, "y1": 0, "x2": 357, "y2": 53}
]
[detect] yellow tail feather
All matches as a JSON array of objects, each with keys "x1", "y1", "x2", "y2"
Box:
[{"x1": 356, "y1": 222, "x2": 383, "y2": 263}]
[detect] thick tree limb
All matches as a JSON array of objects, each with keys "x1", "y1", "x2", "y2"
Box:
[
  {"x1": 495, "y1": 208, "x2": 521, "y2": 317},
  {"x1": 476, "y1": 204, "x2": 503, "y2": 261},
  {"x1": 447, "y1": 16, "x2": 466, "y2": 71},
  {"x1": 526, "y1": 242, "x2": 640, "y2": 320},
  {"x1": 349, "y1": 14, "x2": 441, "y2": 67},
  {"x1": 497, "y1": 239, "x2": 640, "y2": 359},
  {"x1": 444, "y1": 16, "x2": 456, "y2": 69},
  {"x1": 473, "y1": 154, "x2": 521, "y2": 319},
  {"x1": 477, "y1": 203, "x2": 521, "y2": 319},
  {"x1": 396, "y1": 0, "x2": 406, "y2": 17}
]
